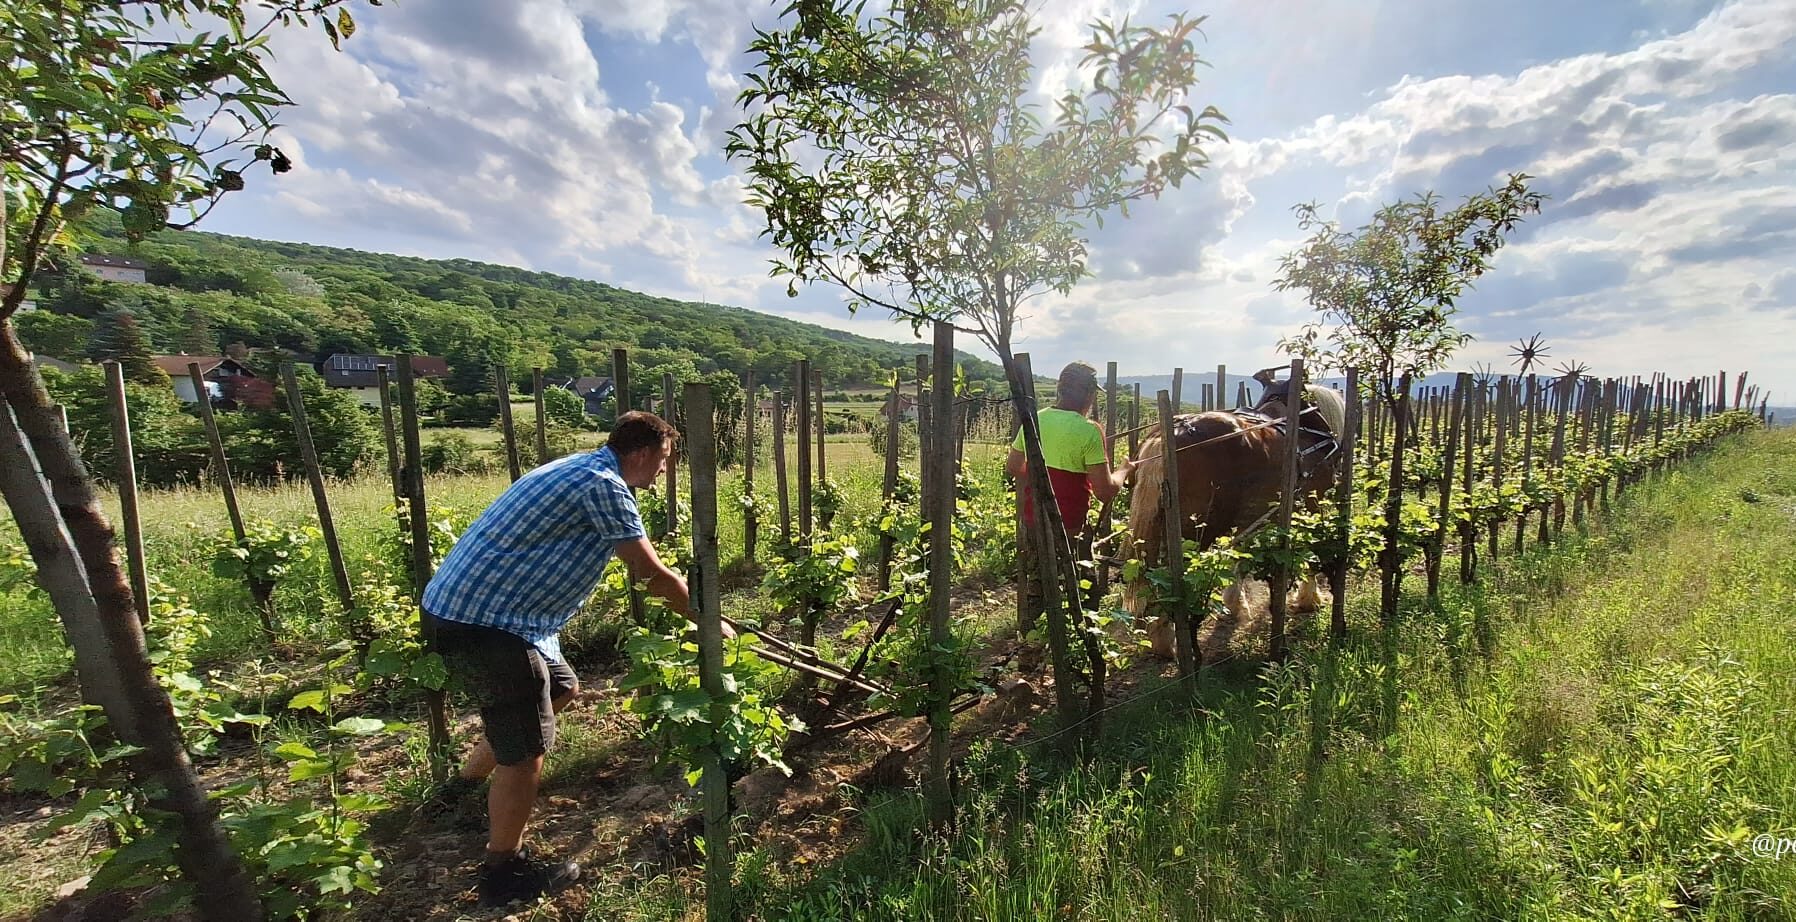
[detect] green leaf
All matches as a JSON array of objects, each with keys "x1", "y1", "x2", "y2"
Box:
[
  {"x1": 287, "y1": 690, "x2": 326, "y2": 712},
  {"x1": 332, "y1": 716, "x2": 385, "y2": 736},
  {"x1": 273, "y1": 742, "x2": 317, "y2": 761}
]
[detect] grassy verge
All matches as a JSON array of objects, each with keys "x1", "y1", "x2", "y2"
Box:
[{"x1": 586, "y1": 427, "x2": 1796, "y2": 920}]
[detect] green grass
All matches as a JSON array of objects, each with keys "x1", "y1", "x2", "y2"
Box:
[{"x1": 582, "y1": 427, "x2": 1796, "y2": 920}]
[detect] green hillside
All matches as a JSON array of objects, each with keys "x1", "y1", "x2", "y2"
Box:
[{"x1": 15, "y1": 214, "x2": 1006, "y2": 396}]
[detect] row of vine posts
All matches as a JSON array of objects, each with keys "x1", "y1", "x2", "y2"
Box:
[{"x1": 72, "y1": 343, "x2": 1770, "y2": 920}]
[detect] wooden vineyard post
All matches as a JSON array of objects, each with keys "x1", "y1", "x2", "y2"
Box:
[
  {"x1": 1237, "y1": 381, "x2": 1250, "y2": 410},
  {"x1": 1200, "y1": 383, "x2": 1213, "y2": 412},
  {"x1": 1331, "y1": 368, "x2": 1359, "y2": 643},
  {"x1": 398, "y1": 356, "x2": 453, "y2": 780},
  {"x1": 188, "y1": 362, "x2": 247, "y2": 545},
  {"x1": 1378, "y1": 373, "x2": 1413, "y2": 628},
  {"x1": 377, "y1": 365, "x2": 403, "y2": 502},
  {"x1": 876, "y1": 373, "x2": 902, "y2": 592},
  {"x1": 1091, "y1": 360, "x2": 1120, "y2": 604},
  {"x1": 282, "y1": 364, "x2": 359, "y2": 642},
  {"x1": 1015, "y1": 352, "x2": 1082, "y2": 727},
  {"x1": 1460, "y1": 374, "x2": 1478, "y2": 585},
  {"x1": 102, "y1": 362, "x2": 150, "y2": 624},
  {"x1": 1734, "y1": 372, "x2": 1748, "y2": 411},
  {"x1": 614, "y1": 348, "x2": 646, "y2": 627},
  {"x1": 533, "y1": 367, "x2": 549, "y2": 465},
  {"x1": 495, "y1": 364, "x2": 521, "y2": 482},
  {"x1": 1653, "y1": 376, "x2": 1665, "y2": 454},
  {"x1": 813, "y1": 367, "x2": 827, "y2": 484},
  {"x1": 1129, "y1": 383, "x2": 1141, "y2": 460},
  {"x1": 925, "y1": 321, "x2": 957, "y2": 824},
  {"x1": 1547, "y1": 376, "x2": 1571, "y2": 541},
  {"x1": 743, "y1": 370, "x2": 758, "y2": 562},
  {"x1": 1157, "y1": 389, "x2": 1197, "y2": 687},
  {"x1": 1269, "y1": 359, "x2": 1304, "y2": 661},
  {"x1": 663, "y1": 372, "x2": 679, "y2": 538},
  {"x1": 1572, "y1": 380, "x2": 1595, "y2": 529},
  {"x1": 773, "y1": 395, "x2": 791, "y2": 548},
  {"x1": 796, "y1": 360, "x2": 813, "y2": 544},
  {"x1": 1518, "y1": 374, "x2": 1537, "y2": 555},
  {"x1": 915, "y1": 355, "x2": 931, "y2": 514},
  {"x1": 682, "y1": 381, "x2": 735, "y2": 922},
  {"x1": 1216, "y1": 364, "x2": 1227, "y2": 415},
  {"x1": 1489, "y1": 377, "x2": 1507, "y2": 564},
  {"x1": 612, "y1": 348, "x2": 633, "y2": 428},
  {"x1": 1428, "y1": 374, "x2": 1464, "y2": 602},
  {"x1": 1171, "y1": 367, "x2": 1184, "y2": 411}
]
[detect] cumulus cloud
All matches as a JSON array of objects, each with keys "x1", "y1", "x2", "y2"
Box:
[{"x1": 200, "y1": 0, "x2": 1796, "y2": 401}]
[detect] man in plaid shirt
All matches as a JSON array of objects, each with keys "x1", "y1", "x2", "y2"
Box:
[{"x1": 422, "y1": 411, "x2": 688, "y2": 907}]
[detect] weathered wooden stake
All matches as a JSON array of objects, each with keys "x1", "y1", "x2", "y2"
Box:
[
  {"x1": 1269, "y1": 359, "x2": 1304, "y2": 660},
  {"x1": 663, "y1": 372, "x2": 679, "y2": 538},
  {"x1": 743, "y1": 370, "x2": 758, "y2": 561},
  {"x1": 495, "y1": 364, "x2": 521, "y2": 481},
  {"x1": 533, "y1": 367, "x2": 549, "y2": 465},
  {"x1": 103, "y1": 361, "x2": 150, "y2": 624},
  {"x1": 682, "y1": 381, "x2": 734, "y2": 922},
  {"x1": 282, "y1": 364, "x2": 357, "y2": 634},
  {"x1": 813, "y1": 367, "x2": 827, "y2": 484},
  {"x1": 1459, "y1": 373, "x2": 1478, "y2": 584},
  {"x1": 1330, "y1": 368, "x2": 1359, "y2": 642},
  {"x1": 1129, "y1": 383, "x2": 1141, "y2": 459},
  {"x1": 926, "y1": 321, "x2": 957, "y2": 824},
  {"x1": 377, "y1": 365, "x2": 403, "y2": 502},
  {"x1": 796, "y1": 361, "x2": 815, "y2": 542},
  {"x1": 1157, "y1": 389, "x2": 1197, "y2": 687},
  {"x1": 876, "y1": 373, "x2": 902, "y2": 592},
  {"x1": 614, "y1": 349, "x2": 646, "y2": 626},
  {"x1": 398, "y1": 355, "x2": 453, "y2": 781},
  {"x1": 773, "y1": 395, "x2": 791, "y2": 548},
  {"x1": 188, "y1": 362, "x2": 247, "y2": 543}
]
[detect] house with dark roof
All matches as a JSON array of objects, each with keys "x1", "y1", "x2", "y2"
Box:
[
  {"x1": 566, "y1": 376, "x2": 614, "y2": 415},
  {"x1": 80, "y1": 254, "x2": 149, "y2": 284},
  {"x1": 321, "y1": 353, "x2": 449, "y2": 407},
  {"x1": 152, "y1": 355, "x2": 258, "y2": 405}
]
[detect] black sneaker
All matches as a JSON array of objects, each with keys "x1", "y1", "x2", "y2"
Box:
[{"x1": 478, "y1": 846, "x2": 581, "y2": 907}]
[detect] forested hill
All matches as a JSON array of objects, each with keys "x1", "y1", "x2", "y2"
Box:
[{"x1": 17, "y1": 215, "x2": 1006, "y2": 393}]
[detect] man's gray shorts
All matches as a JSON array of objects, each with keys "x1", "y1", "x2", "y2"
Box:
[{"x1": 430, "y1": 615, "x2": 576, "y2": 765}]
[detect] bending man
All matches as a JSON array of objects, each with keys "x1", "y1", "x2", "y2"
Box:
[{"x1": 422, "y1": 411, "x2": 688, "y2": 907}]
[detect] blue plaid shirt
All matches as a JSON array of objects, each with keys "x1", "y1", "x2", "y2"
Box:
[{"x1": 423, "y1": 446, "x2": 646, "y2": 661}]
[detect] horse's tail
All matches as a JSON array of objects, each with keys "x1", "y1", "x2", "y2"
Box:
[{"x1": 1123, "y1": 433, "x2": 1165, "y2": 619}]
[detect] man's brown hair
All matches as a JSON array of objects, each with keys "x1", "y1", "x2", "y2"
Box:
[{"x1": 608, "y1": 411, "x2": 679, "y2": 458}]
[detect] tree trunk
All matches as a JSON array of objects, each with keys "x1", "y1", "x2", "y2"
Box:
[{"x1": 0, "y1": 324, "x2": 265, "y2": 921}]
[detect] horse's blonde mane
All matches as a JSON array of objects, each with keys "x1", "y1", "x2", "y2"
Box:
[{"x1": 1305, "y1": 384, "x2": 1346, "y2": 436}]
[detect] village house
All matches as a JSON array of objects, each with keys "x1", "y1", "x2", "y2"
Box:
[
  {"x1": 881, "y1": 391, "x2": 918, "y2": 422},
  {"x1": 152, "y1": 355, "x2": 259, "y2": 405},
  {"x1": 80, "y1": 254, "x2": 149, "y2": 284},
  {"x1": 320, "y1": 353, "x2": 449, "y2": 407},
  {"x1": 566, "y1": 376, "x2": 614, "y2": 416}
]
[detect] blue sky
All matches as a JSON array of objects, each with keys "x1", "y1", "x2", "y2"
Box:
[{"x1": 204, "y1": 0, "x2": 1796, "y2": 403}]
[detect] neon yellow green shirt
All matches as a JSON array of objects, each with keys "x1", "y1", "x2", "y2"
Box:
[{"x1": 1013, "y1": 408, "x2": 1106, "y2": 472}]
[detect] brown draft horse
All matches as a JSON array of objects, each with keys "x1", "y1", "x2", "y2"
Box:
[{"x1": 1124, "y1": 380, "x2": 1345, "y2": 658}]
